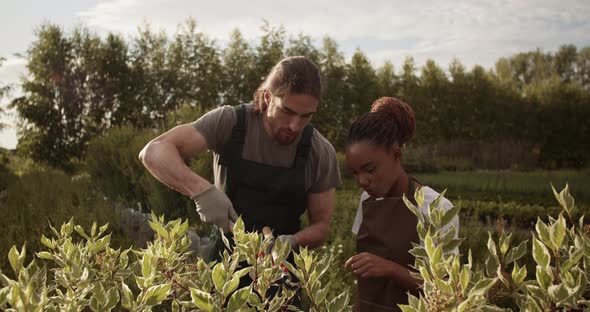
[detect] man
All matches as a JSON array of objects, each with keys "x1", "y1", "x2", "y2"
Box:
[{"x1": 139, "y1": 56, "x2": 341, "y2": 262}]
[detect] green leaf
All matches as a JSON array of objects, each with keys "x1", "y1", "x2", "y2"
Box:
[
  {"x1": 233, "y1": 267, "x2": 251, "y2": 279},
  {"x1": 505, "y1": 240, "x2": 527, "y2": 264},
  {"x1": 511, "y1": 262, "x2": 527, "y2": 285},
  {"x1": 226, "y1": 286, "x2": 251, "y2": 312},
  {"x1": 525, "y1": 285, "x2": 545, "y2": 300},
  {"x1": 424, "y1": 236, "x2": 435, "y2": 258},
  {"x1": 141, "y1": 253, "x2": 153, "y2": 278},
  {"x1": 460, "y1": 268, "x2": 470, "y2": 296},
  {"x1": 487, "y1": 233, "x2": 498, "y2": 258},
  {"x1": 247, "y1": 291, "x2": 262, "y2": 305},
  {"x1": 485, "y1": 243, "x2": 499, "y2": 276},
  {"x1": 499, "y1": 233, "x2": 512, "y2": 256},
  {"x1": 532, "y1": 238, "x2": 550, "y2": 268},
  {"x1": 148, "y1": 220, "x2": 169, "y2": 240},
  {"x1": 212, "y1": 263, "x2": 227, "y2": 292},
  {"x1": 61, "y1": 218, "x2": 74, "y2": 236},
  {"x1": 190, "y1": 288, "x2": 214, "y2": 312},
  {"x1": 106, "y1": 287, "x2": 119, "y2": 310},
  {"x1": 442, "y1": 238, "x2": 463, "y2": 255},
  {"x1": 535, "y1": 219, "x2": 552, "y2": 248},
  {"x1": 525, "y1": 297, "x2": 543, "y2": 312},
  {"x1": 222, "y1": 275, "x2": 240, "y2": 297},
  {"x1": 548, "y1": 283, "x2": 568, "y2": 303},
  {"x1": 172, "y1": 300, "x2": 180, "y2": 312},
  {"x1": 440, "y1": 204, "x2": 460, "y2": 229},
  {"x1": 409, "y1": 246, "x2": 428, "y2": 259},
  {"x1": 550, "y1": 214, "x2": 567, "y2": 250},
  {"x1": 121, "y1": 281, "x2": 134, "y2": 309},
  {"x1": 40, "y1": 235, "x2": 54, "y2": 249},
  {"x1": 283, "y1": 261, "x2": 304, "y2": 282},
  {"x1": 8, "y1": 245, "x2": 20, "y2": 273},
  {"x1": 327, "y1": 291, "x2": 349, "y2": 312},
  {"x1": 403, "y1": 195, "x2": 424, "y2": 224},
  {"x1": 469, "y1": 278, "x2": 496, "y2": 297},
  {"x1": 48, "y1": 221, "x2": 59, "y2": 238},
  {"x1": 561, "y1": 249, "x2": 584, "y2": 272},
  {"x1": 535, "y1": 266, "x2": 551, "y2": 290},
  {"x1": 0, "y1": 287, "x2": 8, "y2": 306},
  {"x1": 178, "y1": 220, "x2": 189, "y2": 237},
  {"x1": 90, "y1": 296, "x2": 101, "y2": 311},
  {"x1": 36, "y1": 252, "x2": 53, "y2": 260},
  {"x1": 560, "y1": 183, "x2": 575, "y2": 213},
  {"x1": 316, "y1": 281, "x2": 331, "y2": 304},
  {"x1": 98, "y1": 223, "x2": 109, "y2": 236},
  {"x1": 221, "y1": 230, "x2": 231, "y2": 251},
  {"x1": 74, "y1": 225, "x2": 90, "y2": 241},
  {"x1": 143, "y1": 283, "x2": 172, "y2": 306},
  {"x1": 414, "y1": 187, "x2": 425, "y2": 207}
]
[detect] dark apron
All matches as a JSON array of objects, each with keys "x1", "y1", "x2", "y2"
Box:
[
  {"x1": 206, "y1": 104, "x2": 312, "y2": 262},
  {"x1": 356, "y1": 178, "x2": 420, "y2": 312}
]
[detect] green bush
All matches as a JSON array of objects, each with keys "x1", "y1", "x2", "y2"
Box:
[
  {"x1": 0, "y1": 162, "x2": 16, "y2": 193},
  {"x1": 85, "y1": 125, "x2": 212, "y2": 223},
  {"x1": 400, "y1": 184, "x2": 590, "y2": 311},
  {"x1": 0, "y1": 216, "x2": 351, "y2": 311},
  {"x1": 85, "y1": 104, "x2": 214, "y2": 225},
  {"x1": 414, "y1": 169, "x2": 590, "y2": 204},
  {"x1": 457, "y1": 199, "x2": 590, "y2": 229},
  {"x1": 0, "y1": 168, "x2": 127, "y2": 275}
]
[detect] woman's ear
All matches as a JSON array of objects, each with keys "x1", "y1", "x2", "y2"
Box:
[
  {"x1": 262, "y1": 90, "x2": 271, "y2": 111},
  {"x1": 390, "y1": 145, "x2": 402, "y2": 161}
]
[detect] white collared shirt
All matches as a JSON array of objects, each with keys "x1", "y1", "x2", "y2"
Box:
[{"x1": 351, "y1": 186, "x2": 459, "y2": 251}]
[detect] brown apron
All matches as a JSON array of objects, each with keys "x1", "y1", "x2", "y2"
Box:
[{"x1": 356, "y1": 178, "x2": 419, "y2": 312}]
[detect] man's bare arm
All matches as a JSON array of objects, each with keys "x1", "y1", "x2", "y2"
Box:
[
  {"x1": 138, "y1": 124, "x2": 211, "y2": 197},
  {"x1": 294, "y1": 188, "x2": 335, "y2": 248}
]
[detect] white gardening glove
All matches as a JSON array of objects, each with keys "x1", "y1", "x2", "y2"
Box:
[
  {"x1": 191, "y1": 185, "x2": 238, "y2": 233},
  {"x1": 277, "y1": 235, "x2": 298, "y2": 250},
  {"x1": 264, "y1": 234, "x2": 299, "y2": 257}
]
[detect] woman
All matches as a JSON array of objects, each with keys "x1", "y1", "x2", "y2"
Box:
[{"x1": 344, "y1": 97, "x2": 459, "y2": 312}]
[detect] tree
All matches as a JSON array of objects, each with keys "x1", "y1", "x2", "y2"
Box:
[
  {"x1": 376, "y1": 61, "x2": 398, "y2": 97},
  {"x1": 253, "y1": 21, "x2": 285, "y2": 86},
  {"x1": 345, "y1": 49, "x2": 379, "y2": 120},
  {"x1": 554, "y1": 44, "x2": 577, "y2": 83},
  {"x1": 128, "y1": 23, "x2": 174, "y2": 128},
  {"x1": 99, "y1": 33, "x2": 135, "y2": 127},
  {"x1": 316, "y1": 37, "x2": 348, "y2": 148},
  {"x1": 221, "y1": 29, "x2": 257, "y2": 106},
  {"x1": 286, "y1": 33, "x2": 321, "y2": 65},
  {"x1": 11, "y1": 24, "x2": 119, "y2": 171},
  {"x1": 0, "y1": 57, "x2": 12, "y2": 130},
  {"x1": 398, "y1": 57, "x2": 420, "y2": 102},
  {"x1": 169, "y1": 18, "x2": 224, "y2": 109},
  {"x1": 577, "y1": 46, "x2": 590, "y2": 90}
]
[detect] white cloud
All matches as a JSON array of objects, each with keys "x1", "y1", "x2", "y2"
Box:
[
  {"x1": 0, "y1": 58, "x2": 27, "y2": 84},
  {"x1": 0, "y1": 57, "x2": 25, "y2": 149},
  {"x1": 75, "y1": 0, "x2": 590, "y2": 69},
  {"x1": 1, "y1": 0, "x2": 589, "y2": 148}
]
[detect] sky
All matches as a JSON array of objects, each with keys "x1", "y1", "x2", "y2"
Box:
[{"x1": 1, "y1": 0, "x2": 590, "y2": 149}]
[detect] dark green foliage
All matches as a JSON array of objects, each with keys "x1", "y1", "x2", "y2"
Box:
[{"x1": 8, "y1": 20, "x2": 590, "y2": 170}]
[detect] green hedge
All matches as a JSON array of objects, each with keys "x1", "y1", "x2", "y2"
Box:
[{"x1": 0, "y1": 168, "x2": 128, "y2": 275}]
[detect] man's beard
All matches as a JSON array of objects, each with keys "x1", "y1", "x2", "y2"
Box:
[{"x1": 273, "y1": 128, "x2": 298, "y2": 145}]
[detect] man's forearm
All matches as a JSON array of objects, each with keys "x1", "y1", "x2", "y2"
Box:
[
  {"x1": 139, "y1": 140, "x2": 210, "y2": 197},
  {"x1": 293, "y1": 221, "x2": 330, "y2": 249},
  {"x1": 296, "y1": 189, "x2": 335, "y2": 249}
]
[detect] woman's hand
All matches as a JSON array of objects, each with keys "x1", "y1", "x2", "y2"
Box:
[{"x1": 344, "y1": 252, "x2": 394, "y2": 278}]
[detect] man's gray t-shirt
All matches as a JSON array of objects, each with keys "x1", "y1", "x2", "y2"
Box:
[{"x1": 192, "y1": 104, "x2": 342, "y2": 194}]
